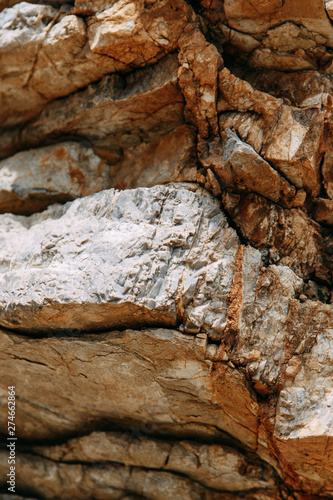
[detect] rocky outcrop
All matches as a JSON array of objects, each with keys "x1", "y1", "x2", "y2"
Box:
[
  {"x1": 0, "y1": 141, "x2": 108, "y2": 214},
  {"x1": 0, "y1": 0, "x2": 333, "y2": 499}
]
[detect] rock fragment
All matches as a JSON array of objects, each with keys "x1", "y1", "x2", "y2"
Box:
[
  {"x1": 0, "y1": 54, "x2": 184, "y2": 159},
  {"x1": 178, "y1": 29, "x2": 223, "y2": 138},
  {"x1": 312, "y1": 198, "x2": 333, "y2": 225},
  {"x1": 222, "y1": 191, "x2": 332, "y2": 284},
  {"x1": 0, "y1": 185, "x2": 239, "y2": 335},
  {"x1": 0, "y1": 142, "x2": 108, "y2": 214},
  {"x1": 201, "y1": 129, "x2": 297, "y2": 208},
  {"x1": 109, "y1": 125, "x2": 201, "y2": 190},
  {"x1": 0, "y1": 328, "x2": 260, "y2": 449}
]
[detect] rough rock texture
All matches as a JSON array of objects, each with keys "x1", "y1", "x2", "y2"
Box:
[
  {"x1": 1, "y1": 0, "x2": 333, "y2": 499},
  {"x1": 0, "y1": 185, "x2": 242, "y2": 335},
  {"x1": 109, "y1": 125, "x2": 202, "y2": 189},
  {"x1": 0, "y1": 141, "x2": 108, "y2": 214}
]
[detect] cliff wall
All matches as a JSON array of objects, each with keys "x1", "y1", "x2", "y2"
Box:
[{"x1": 0, "y1": 0, "x2": 333, "y2": 498}]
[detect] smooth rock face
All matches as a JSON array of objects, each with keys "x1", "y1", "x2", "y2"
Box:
[
  {"x1": 0, "y1": 142, "x2": 108, "y2": 214},
  {"x1": 1, "y1": 0, "x2": 333, "y2": 497},
  {"x1": 0, "y1": 327, "x2": 260, "y2": 451}
]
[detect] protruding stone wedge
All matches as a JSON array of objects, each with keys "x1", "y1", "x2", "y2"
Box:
[
  {"x1": 0, "y1": 142, "x2": 108, "y2": 215},
  {"x1": 0, "y1": 185, "x2": 239, "y2": 334}
]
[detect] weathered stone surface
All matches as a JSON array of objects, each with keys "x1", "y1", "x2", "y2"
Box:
[
  {"x1": 246, "y1": 22, "x2": 329, "y2": 71},
  {"x1": 32, "y1": 431, "x2": 277, "y2": 492},
  {"x1": 109, "y1": 125, "x2": 202, "y2": 190},
  {"x1": 178, "y1": 29, "x2": 223, "y2": 138},
  {"x1": 0, "y1": 54, "x2": 184, "y2": 159},
  {"x1": 274, "y1": 308, "x2": 333, "y2": 495},
  {"x1": 218, "y1": 69, "x2": 325, "y2": 198},
  {"x1": 312, "y1": 197, "x2": 333, "y2": 225},
  {"x1": 0, "y1": 449, "x2": 282, "y2": 500},
  {"x1": 262, "y1": 106, "x2": 324, "y2": 197},
  {"x1": 1, "y1": 0, "x2": 333, "y2": 496},
  {"x1": 200, "y1": 128, "x2": 297, "y2": 208},
  {"x1": 0, "y1": 141, "x2": 108, "y2": 214},
  {"x1": 243, "y1": 69, "x2": 333, "y2": 109},
  {"x1": 74, "y1": 0, "x2": 111, "y2": 15},
  {"x1": 0, "y1": 185, "x2": 241, "y2": 335},
  {"x1": 224, "y1": 0, "x2": 333, "y2": 45},
  {"x1": 0, "y1": 0, "x2": 196, "y2": 128},
  {"x1": 0, "y1": 1, "x2": 70, "y2": 11},
  {"x1": 222, "y1": 191, "x2": 332, "y2": 284},
  {"x1": 218, "y1": 68, "x2": 283, "y2": 121},
  {"x1": 323, "y1": 132, "x2": 333, "y2": 200},
  {"x1": 326, "y1": 0, "x2": 333, "y2": 21},
  {"x1": 87, "y1": 0, "x2": 196, "y2": 64},
  {"x1": 0, "y1": 2, "x2": 56, "y2": 126},
  {"x1": 0, "y1": 328, "x2": 260, "y2": 450},
  {"x1": 0, "y1": 3, "x2": 110, "y2": 127}
]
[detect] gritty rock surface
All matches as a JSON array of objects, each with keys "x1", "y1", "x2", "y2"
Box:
[
  {"x1": 109, "y1": 125, "x2": 201, "y2": 190},
  {"x1": 0, "y1": 327, "x2": 260, "y2": 450},
  {"x1": 0, "y1": 53, "x2": 184, "y2": 159},
  {"x1": 1, "y1": 0, "x2": 333, "y2": 497},
  {"x1": 0, "y1": 0, "x2": 196, "y2": 128},
  {"x1": 0, "y1": 185, "x2": 240, "y2": 335},
  {"x1": 31, "y1": 431, "x2": 277, "y2": 492},
  {"x1": 0, "y1": 141, "x2": 108, "y2": 214}
]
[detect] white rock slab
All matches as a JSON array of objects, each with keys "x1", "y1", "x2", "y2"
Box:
[
  {"x1": 0, "y1": 141, "x2": 108, "y2": 214},
  {"x1": 0, "y1": 185, "x2": 240, "y2": 333}
]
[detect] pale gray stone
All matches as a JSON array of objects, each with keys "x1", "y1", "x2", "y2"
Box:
[{"x1": 0, "y1": 141, "x2": 108, "y2": 214}]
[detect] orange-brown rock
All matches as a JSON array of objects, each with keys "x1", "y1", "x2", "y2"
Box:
[
  {"x1": 218, "y1": 69, "x2": 326, "y2": 197},
  {"x1": 87, "y1": 0, "x2": 196, "y2": 65},
  {"x1": 200, "y1": 129, "x2": 297, "y2": 208},
  {"x1": 0, "y1": 0, "x2": 196, "y2": 129},
  {"x1": 1, "y1": 0, "x2": 333, "y2": 497},
  {"x1": 178, "y1": 29, "x2": 223, "y2": 137},
  {"x1": 313, "y1": 198, "x2": 333, "y2": 225},
  {"x1": 0, "y1": 54, "x2": 184, "y2": 159},
  {"x1": 109, "y1": 125, "x2": 201, "y2": 190}
]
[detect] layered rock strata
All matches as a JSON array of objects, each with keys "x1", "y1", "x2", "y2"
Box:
[{"x1": 0, "y1": 0, "x2": 333, "y2": 499}]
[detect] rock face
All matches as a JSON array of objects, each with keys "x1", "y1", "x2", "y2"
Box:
[
  {"x1": 0, "y1": 1, "x2": 333, "y2": 499},
  {"x1": 0, "y1": 142, "x2": 108, "y2": 214}
]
